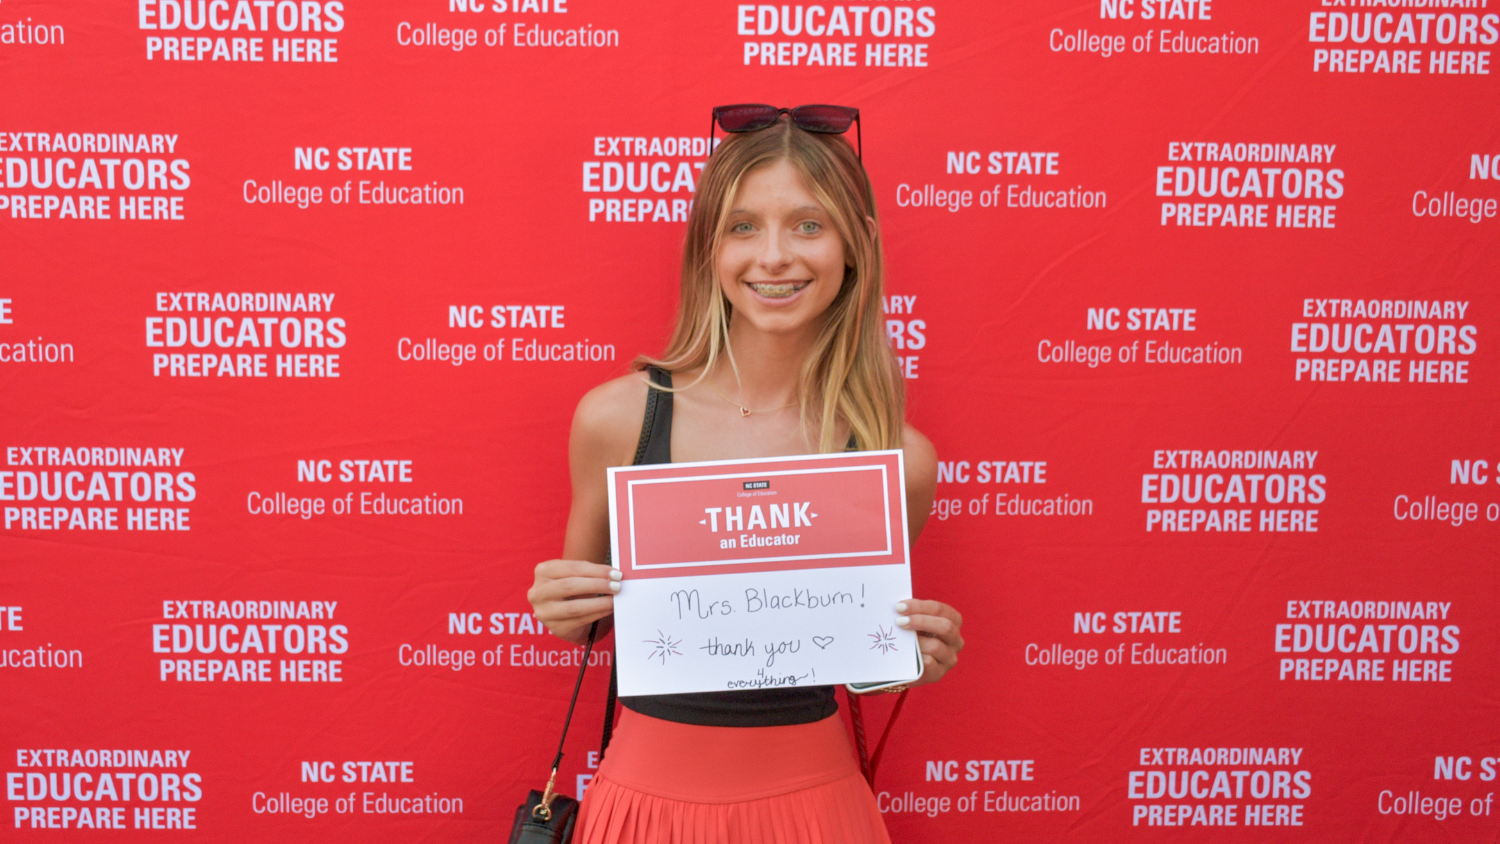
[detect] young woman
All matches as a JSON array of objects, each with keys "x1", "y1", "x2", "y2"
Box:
[{"x1": 528, "y1": 106, "x2": 964, "y2": 843}]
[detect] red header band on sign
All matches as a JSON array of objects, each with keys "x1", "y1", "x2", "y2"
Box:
[{"x1": 609, "y1": 450, "x2": 908, "y2": 580}]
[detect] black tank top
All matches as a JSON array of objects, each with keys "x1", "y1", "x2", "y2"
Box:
[{"x1": 617, "y1": 366, "x2": 840, "y2": 727}]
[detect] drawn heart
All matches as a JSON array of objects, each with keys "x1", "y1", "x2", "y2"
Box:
[{"x1": 812, "y1": 636, "x2": 834, "y2": 649}]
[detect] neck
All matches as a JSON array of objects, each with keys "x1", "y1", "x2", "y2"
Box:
[{"x1": 714, "y1": 314, "x2": 818, "y2": 409}]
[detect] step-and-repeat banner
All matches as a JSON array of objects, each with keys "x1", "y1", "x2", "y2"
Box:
[{"x1": 4, "y1": 0, "x2": 1498, "y2": 840}]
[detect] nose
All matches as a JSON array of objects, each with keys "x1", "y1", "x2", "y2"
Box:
[{"x1": 757, "y1": 230, "x2": 794, "y2": 275}]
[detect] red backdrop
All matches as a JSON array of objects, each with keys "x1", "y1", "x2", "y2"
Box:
[{"x1": 4, "y1": 0, "x2": 1499, "y2": 839}]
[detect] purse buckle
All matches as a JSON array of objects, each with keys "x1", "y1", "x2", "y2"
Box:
[{"x1": 532, "y1": 768, "x2": 560, "y2": 821}]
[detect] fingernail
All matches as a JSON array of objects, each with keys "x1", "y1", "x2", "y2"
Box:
[
  {"x1": 609, "y1": 582, "x2": 621, "y2": 593},
  {"x1": 894, "y1": 602, "x2": 908, "y2": 613},
  {"x1": 895, "y1": 616, "x2": 911, "y2": 627},
  {"x1": 609, "y1": 569, "x2": 623, "y2": 581}
]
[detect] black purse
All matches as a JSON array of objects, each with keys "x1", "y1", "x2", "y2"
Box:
[{"x1": 508, "y1": 621, "x2": 616, "y2": 844}]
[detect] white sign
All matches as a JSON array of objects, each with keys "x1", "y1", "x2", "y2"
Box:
[{"x1": 607, "y1": 450, "x2": 922, "y2": 696}]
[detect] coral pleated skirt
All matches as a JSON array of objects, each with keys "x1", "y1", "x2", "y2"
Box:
[{"x1": 574, "y1": 708, "x2": 891, "y2": 844}]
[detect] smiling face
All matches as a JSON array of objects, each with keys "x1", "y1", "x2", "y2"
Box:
[{"x1": 715, "y1": 158, "x2": 849, "y2": 339}]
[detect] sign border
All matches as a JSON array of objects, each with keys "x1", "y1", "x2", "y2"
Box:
[{"x1": 624, "y1": 463, "x2": 894, "y2": 570}]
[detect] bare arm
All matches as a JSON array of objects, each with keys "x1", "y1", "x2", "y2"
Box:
[
  {"x1": 901, "y1": 423, "x2": 938, "y2": 544},
  {"x1": 527, "y1": 374, "x2": 649, "y2": 645},
  {"x1": 894, "y1": 423, "x2": 965, "y2": 688}
]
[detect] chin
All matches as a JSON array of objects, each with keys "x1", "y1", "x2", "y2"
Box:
[{"x1": 742, "y1": 304, "x2": 832, "y2": 337}]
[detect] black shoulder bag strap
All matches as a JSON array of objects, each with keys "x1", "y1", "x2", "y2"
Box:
[
  {"x1": 540, "y1": 620, "x2": 600, "y2": 812},
  {"x1": 513, "y1": 369, "x2": 662, "y2": 842},
  {"x1": 509, "y1": 621, "x2": 601, "y2": 844}
]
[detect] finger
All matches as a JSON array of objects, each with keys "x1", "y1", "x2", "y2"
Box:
[
  {"x1": 917, "y1": 636, "x2": 958, "y2": 666},
  {"x1": 536, "y1": 559, "x2": 621, "y2": 581},
  {"x1": 896, "y1": 612, "x2": 959, "y2": 643},
  {"x1": 898, "y1": 612, "x2": 965, "y2": 653},
  {"x1": 530, "y1": 575, "x2": 622, "y2": 603},
  {"x1": 896, "y1": 599, "x2": 962, "y2": 626},
  {"x1": 534, "y1": 572, "x2": 621, "y2": 596},
  {"x1": 536, "y1": 601, "x2": 612, "y2": 629},
  {"x1": 535, "y1": 595, "x2": 613, "y2": 622},
  {"x1": 547, "y1": 614, "x2": 617, "y2": 646},
  {"x1": 920, "y1": 653, "x2": 956, "y2": 685},
  {"x1": 921, "y1": 653, "x2": 945, "y2": 677},
  {"x1": 895, "y1": 598, "x2": 939, "y2": 615}
]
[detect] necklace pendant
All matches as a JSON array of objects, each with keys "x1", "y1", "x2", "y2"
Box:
[{"x1": 739, "y1": 406, "x2": 752, "y2": 417}]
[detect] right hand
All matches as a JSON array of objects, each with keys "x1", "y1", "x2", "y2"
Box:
[{"x1": 528, "y1": 559, "x2": 621, "y2": 646}]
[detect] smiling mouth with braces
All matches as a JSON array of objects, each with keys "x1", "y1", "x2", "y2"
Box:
[{"x1": 748, "y1": 281, "x2": 809, "y2": 299}]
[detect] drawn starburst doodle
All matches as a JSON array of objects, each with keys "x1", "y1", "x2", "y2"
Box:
[
  {"x1": 868, "y1": 625, "x2": 899, "y2": 655},
  {"x1": 645, "y1": 631, "x2": 683, "y2": 665}
]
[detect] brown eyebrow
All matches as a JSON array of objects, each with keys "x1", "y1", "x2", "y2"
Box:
[{"x1": 726, "y1": 205, "x2": 826, "y2": 215}]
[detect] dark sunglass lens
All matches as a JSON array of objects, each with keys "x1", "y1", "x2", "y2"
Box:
[
  {"x1": 790, "y1": 104, "x2": 856, "y2": 133},
  {"x1": 715, "y1": 104, "x2": 780, "y2": 132}
]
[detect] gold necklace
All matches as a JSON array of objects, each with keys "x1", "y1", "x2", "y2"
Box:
[{"x1": 710, "y1": 381, "x2": 799, "y2": 417}]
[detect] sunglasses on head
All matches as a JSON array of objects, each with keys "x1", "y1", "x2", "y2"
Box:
[{"x1": 710, "y1": 104, "x2": 862, "y2": 161}]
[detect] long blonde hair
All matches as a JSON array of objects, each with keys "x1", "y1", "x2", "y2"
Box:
[{"x1": 636, "y1": 117, "x2": 904, "y2": 453}]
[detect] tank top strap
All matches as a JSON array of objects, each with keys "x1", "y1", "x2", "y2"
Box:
[{"x1": 632, "y1": 366, "x2": 673, "y2": 466}]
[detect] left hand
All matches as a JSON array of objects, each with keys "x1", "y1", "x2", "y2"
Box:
[{"x1": 895, "y1": 599, "x2": 964, "y2": 688}]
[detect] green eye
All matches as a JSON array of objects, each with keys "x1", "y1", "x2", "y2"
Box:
[
  {"x1": 799, "y1": 221, "x2": 821, "y2": 234},
  {"x1": 731, "y1": 221, "x2": 753, "y2": 233}
]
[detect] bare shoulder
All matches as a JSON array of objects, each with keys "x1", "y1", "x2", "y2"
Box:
[
  {"x1": 571, "y1": 370, "x2": 654, "y2": 467},
  {"x1": 902, "y1": 423, "x2": 937, "y2": 484}
]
